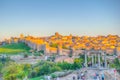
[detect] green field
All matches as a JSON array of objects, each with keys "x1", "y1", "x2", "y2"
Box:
[{"x1": 0, "y1": 43, "x2": 30, "y2": 54}]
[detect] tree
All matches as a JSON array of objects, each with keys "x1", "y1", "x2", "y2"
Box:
[
  {"x1": 39, "y1": 63, "x2": 51, "y2": 75},
  {"x1": 24, "y1": 53, "x2": 28, "y2": 58},
  {"x1": 110, "y1": 58, "x2": 120, "y2": 69},
  {"x1": 30, "y1": 61, "x2": 60, "y2": 76},
  {"x1": 0, "y1": 55, "x2": 13, "y2": 73},
  {"x1": 0, "y1": 62, "x2": 3, "y2": 73},
  {"x1": 56, "y1": 62, "x2": 73, "y2": 70},
  {"x1": 50, "y1": 43, "x2": 58, "y2": 48},
  {"x1": 50, "y1": 66, "x2": 62, "y2": 73},
  {"x1": 73, "y1": 58, "x2": 82, "y2": 69},
  {"x1": 114, "y1": 58, "x2": 120, "y2": 69},
  {"x1": 2, "y1": 62, "x2": 31, "y2": 80}
]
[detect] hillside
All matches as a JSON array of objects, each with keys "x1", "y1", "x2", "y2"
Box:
[{"x1": 0, "y1": 43, "x2": 30, "y2": 54}]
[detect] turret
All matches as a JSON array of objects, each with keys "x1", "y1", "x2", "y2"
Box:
[{"x1": 57, "y1": 44, "x2": 62, "y2": 55}]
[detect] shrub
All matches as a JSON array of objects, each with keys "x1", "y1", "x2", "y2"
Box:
[
  {"x1": 29, "y1": 71, "x2": 37, "y2": 78},
  {"x1": 50, "y1": 43, "x2": 58, "y2": 48},
  {"x1": 34, "y1": 53, "x2": 42, "y2": 56},
  {"x1": 0, "y1": 62, "x2": 3, "y2": 73},
  {"x1": 51, "y1": 74, "x2": 57, "y2": 78},
  {"x1": 50, "y1": 66, "x2": 62, "y2": 73},
  {"x1": 56, "y1": 62, "x2": 73, "y2": 70},
  {"x1": 2, "y1": 62, "x2": 31, "y2": 80},
  {"x1": 38, "y1": 50, "x2": 44, "y2": 54},
  {"x1": 24, "y1": 53, "x2": 28, "y2": 58}
]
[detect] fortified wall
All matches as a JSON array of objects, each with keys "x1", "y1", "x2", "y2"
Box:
[
  {"x1": 24, "y1": 38, "x2": 83, "y2": 56},
  {"x1": 18, "y1": 33, "x2": 120, "y2": 56}
]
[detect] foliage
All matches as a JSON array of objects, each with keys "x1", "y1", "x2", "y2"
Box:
[
  {"x1": 0, "y1": 62, "x2": 3, "y2": 73},
  {"x1": 50, "y1": 43, "x2": 58, "y2": 48},
  {"x1": 29, "y1": 71, "x2": 37, "y2": 78},
  {"x1": 38, "y1": 50, "x2": 44, "y2": 54},
  {"x1": 51, "y1": 74, "x2": 57, "y2": 78},
  {"x1": 24, "y1": 53, "x2": 29, "y2": 58},
  {"x1": 50, "y1": 66, "x2": 62, "y2": 73},
  {"x1": 62, "y1": 46, "x2": 68, "y2": 49},
  {"x1": 38, "y1": 62, "x2": 61, "y2": 75},
  {"x1": 47, "y1": 55, "x2": 56, "y2": 62},
  {"x1": 0, "y1": 56, "x2": 14, "y2": 73},
  {"x1": 30, "y1": 76, "x2": 45, "y2": 80},
  {"x1": 34, "y1": 50, "x2": 44, "y2": 56},
  {"x1": 0, "y1": 43, "x2": 30, "y2": 54},
  {"x1": 29, "y1": 61, "x2": 61, "y2": 78},
  {"x1": 79, "y1": 54, "x2": 84, "y2": 59},
  {"x1": 2, "y1": 62, "x2": 31, "y2": 80},
  {"x1": 39, "y1": 63, "x2": 51, "y2": 75},
  {"x1": 56, "y1": 62, "x2": 73, "y2": 70},
  {"x1": 1, "y1": 58, "x2": 83, "y2": 79},
  {"x1": 56, "y1": 58, "x2": 83, "y2": 70},
  {"x1": 73, "y1": 58, "x2": 82, "y2": 69},
  {"x1": 110, "y1": 58, "x2": 120, "y2": 69}
]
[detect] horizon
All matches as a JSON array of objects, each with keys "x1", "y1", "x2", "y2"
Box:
[
  {"x1": 0, "y1": 0, "x2": 120, "y2": 41},
  {"x1": 1, "y1": 33, "x2": 120, "y2": 41}
]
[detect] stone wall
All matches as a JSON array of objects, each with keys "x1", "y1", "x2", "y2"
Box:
[{"x1": 24, "y1": 40, "x2": 83, "y2": 56}]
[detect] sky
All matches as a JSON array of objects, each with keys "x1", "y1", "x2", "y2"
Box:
[{"x1": 0, "y1": 0, "x2": 120, "y2": 41}]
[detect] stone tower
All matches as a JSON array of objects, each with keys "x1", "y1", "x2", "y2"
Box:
[
  {"x1": 42, "y1": 43, "x2": 50, "y2": 55},
  {"x1": 70, "y1": 47, "x2": 75, "y2": 56},
  {"x1": 57, "y1": 44, "x2": 62, "y2": 55}
]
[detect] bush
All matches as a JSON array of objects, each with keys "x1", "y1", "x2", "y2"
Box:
[
  {"x1": 30, "y1": 61, "x2": 62, "y2": 78},
  {"x1": 2, "y1": 62, "x2": 31, "y2": 80},
  {"x1": 0, "y1": 56, "x2": 14, "y2": 73},
  {"x1": 38, "y1": 63, "x2": 51, "y2": 75},
  {"x1": 0, "y1": 62, "x2": 3, "y2": 73},
  {"x1": 50, "y1": 43, "x2": 58, "y2": 48},
  {"x1": 47, "y1": 55, "x2": 56, "y2": 62},
  {"x1": 73, "y1": 58, "x2": 82, "y2": 69},
  {"x1": 50, "y1": 66, "x2": 62, "y2": 73},
  {"x1": 29, "y1": 71, "x2": 37, "y2": 78},
  {"x1": 34, "y1": 53, "x2": 42, "y2": 56},
  {"x1": 51, "y1": 74, "x2": 57, "y2": 78},
  {"x1": 110, "y1": 58, "x2": 120, "y2": 69},
  {"x1": 56, "y1": 62, "x2": 73, "y2": 70},
  {"x1": 24, "y1": 53, "x2": 28, "y2": 58},
  {"x1": 38, "y1": 50, "x2": 44, "y2": 54}
]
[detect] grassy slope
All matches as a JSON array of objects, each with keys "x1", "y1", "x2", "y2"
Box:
[{"x1": 0, "y1": 43, "x2": 30, "y2": 54}]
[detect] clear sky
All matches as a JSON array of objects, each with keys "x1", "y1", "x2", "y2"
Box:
[{"x1": 0, "y1": 0, "x2": 120, "y2": 41}]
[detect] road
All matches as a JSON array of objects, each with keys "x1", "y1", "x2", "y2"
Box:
[{"x1": 57, "y1": 68, "x2": 120, "y2": 80}]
